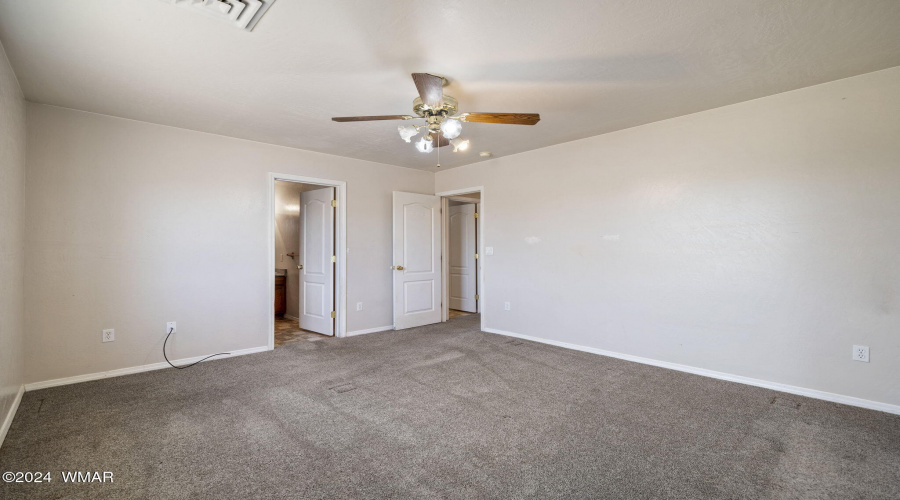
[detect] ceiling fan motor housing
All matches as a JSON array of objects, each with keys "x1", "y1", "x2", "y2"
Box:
[{"x1": 413, "y1": 95, "x2": 458, "y2": 119}]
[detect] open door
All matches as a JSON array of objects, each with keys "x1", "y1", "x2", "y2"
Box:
[
  {"x1": 299, "y1": 187, "x2": 335, "y2": 336},
  {"x1": 393, "y1": 192, "x2": 442, "y2": 330},
  {"x1": 449, "y1": 202, "x2": 478, "y2": 312}
]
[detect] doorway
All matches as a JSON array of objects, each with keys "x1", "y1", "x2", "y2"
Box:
[
  {"x1": 447, "y1": 195, "x2": 479, "y2": 319},
  {"x1": 390, "y1": 187, "x2": 485, "y2": 331},
  {"x1": 268, "y1": 174, "x2": 347, "y2": 349}
]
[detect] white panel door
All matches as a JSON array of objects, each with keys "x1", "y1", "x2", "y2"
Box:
[
  {"x1": 393, "y1": 192, "x2": 442, "y2": 330},
  {"x1": 449, "y1": 203, "x2": 477, "y2": 312},
  {"x1": 299, "y1": 187, "x2": 335, "y2": 336}
]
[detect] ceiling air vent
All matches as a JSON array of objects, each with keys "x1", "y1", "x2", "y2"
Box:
[{"x1": 156, "y1": 0, "x2": 277, "y2": 31}]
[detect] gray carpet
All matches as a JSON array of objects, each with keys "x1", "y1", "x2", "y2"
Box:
[{"x1": 2, "y1": 314, "x2": 899, "y2": 499}]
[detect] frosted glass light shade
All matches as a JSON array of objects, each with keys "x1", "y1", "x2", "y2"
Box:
[
  {"x1": 440, "y1": 118, "x2": 462, "y2": 139},
  {"x1": 450, "y1": 138, "x2": 469, "y2": 152},
  {"x1": 398, "y1": 124, "x2": 419, "y2": 143},
  {"x1": 415, "y1": 136, "x2": 434, "y2": 153}
]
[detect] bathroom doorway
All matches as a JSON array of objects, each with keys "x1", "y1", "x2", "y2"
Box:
[{"x1": 269, "y1": 174, "x2": 347, "y2": 349}]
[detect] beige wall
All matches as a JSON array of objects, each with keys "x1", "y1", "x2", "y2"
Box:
[
  {"x1": 23, "y1": 104, "x2": 433, "y2": 384},
  {"x1": 0, "y1": 40, "x2": 26, "y2": 441},
  {"x1": 436, "y1": 67, "x2": 900, "y2": 407}
]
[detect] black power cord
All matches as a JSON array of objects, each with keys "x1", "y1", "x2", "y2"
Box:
[{"x1": 163, "y1": 328, "x2": 231, "y2": 369}]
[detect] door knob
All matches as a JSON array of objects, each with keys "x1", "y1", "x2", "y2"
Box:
[
  {"x1": 298, "y1": 264, "x2": 303, "y2": 269},
  {"x1": 393, "y1": 265, "x2": 405, "y2": 271}
]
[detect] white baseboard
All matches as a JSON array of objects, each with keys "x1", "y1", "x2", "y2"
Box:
[
  {"x1": 0, "y1": 384, "x2": 25, "y2": 450},
  {"x1": 24, "y1": 345, "x2": 270, "y2": 392},
  {"x1": 345, "y1": 325, "x2": 393, "y2": 337},
  {"x1": 482, "y1": 327, "x2": 900, "y2": 416}
]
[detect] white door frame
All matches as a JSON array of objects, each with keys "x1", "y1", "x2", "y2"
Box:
[
  {"x1": 268, "y1": 173, "x2": 348, "y2": 349},
  {"x1": 437, "y1": 186, "x2": 485, "y2": 332}
]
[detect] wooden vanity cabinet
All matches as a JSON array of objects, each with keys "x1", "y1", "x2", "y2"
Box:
[{"x1": 275, "y1": 275, "x2": 286, "y2": 316}]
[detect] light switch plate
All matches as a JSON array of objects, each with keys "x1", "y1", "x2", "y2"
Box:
[{"x1": 485, "y1": 247, "x2": 494, "y2": 255}]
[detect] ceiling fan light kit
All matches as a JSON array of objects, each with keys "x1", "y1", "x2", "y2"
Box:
[
  {"x1": 398, "y1": 124, "x2": 418, "y2": 143},
  {"x1": 450, "y1": 138, "x2": 469, "y2": 152},
  {"x1": 333, "y1": 73, "x2": 540, "y2": 163},
  {"x1": 440, "y1": 118, "x2": 462, "y2": 139},
  {"x1": 415, "y1": 136, "x2": 434, "y2": 153}
]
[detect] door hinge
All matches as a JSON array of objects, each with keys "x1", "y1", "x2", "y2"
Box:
[
  {"x1": 474, "y1": 212, "x2": 478, "y2": 218},
  {"x1": 331, "y1": 200, "x2": 337, "y2": 208},
  {"x1": 331, "y1": 255, "x2": 336, "y2": 263},
  {"x1": 475, "y1": 294, "x2": 479, "y2": 300},
  {"x1": 331, "y1": 311, "x2": 336, "y2": 319},
  {"x1": 475, "y1": 253, "x2": 479, "y2": 259}
]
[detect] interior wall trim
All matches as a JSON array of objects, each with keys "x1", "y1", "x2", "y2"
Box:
[
  {"x1": 23, "y1": 346, "x2": 270, "y2": 392},
  {"x1": 0, "y1": 385, "x2": 25, "y2": 449},
  {"x1": 482, "y1": 327, "x2": 900, "y2": 416}
]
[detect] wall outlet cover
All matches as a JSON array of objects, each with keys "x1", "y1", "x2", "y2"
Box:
[
  {"x1": 852, "y1": 345, "x2": 869, "y2": 362},
  {"x1": 356, "y1": 302, "x2": 363, "y2": 311},
  {"x1": 102, "y1": 329, "x2": 115, "y2": 343},
  {"x1": 504, "y1": 301, "x2": 511, "y2": 311},
  {"x1": 167, "y1": 321, "x2": 177, "y2": 334}
]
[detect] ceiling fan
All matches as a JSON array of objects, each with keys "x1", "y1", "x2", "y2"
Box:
[{"x1": 332, "y1": 73, "x2": 540, "y2": 162}]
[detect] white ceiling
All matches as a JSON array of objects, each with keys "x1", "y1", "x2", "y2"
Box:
[{"x1": 2, "y1": 1, "x2": 900, "y2": 171}]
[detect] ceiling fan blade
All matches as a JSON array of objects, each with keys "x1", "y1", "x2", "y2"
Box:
[
  {"x1": 411, "y1": 73, "x2": 444, "y2": 109},
  {"x1": 332, "y1": 115, "x2": 411, "y2": 122},
  {"x1": 458, "y1": 112, "x2": 540, "y2": 125},
  {"x1": 432, "y1": 135, "x2": 450, "y2": 148}
]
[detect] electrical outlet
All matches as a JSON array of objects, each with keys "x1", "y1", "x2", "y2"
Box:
[
  {"x1": 356, "y1": 302, "x2": 363, "y2": 311},
  {"x1": 504, "y1": 301, "x2": 511, "y2": 311},
  {"x1": 102, "y1": 329, "x2": 115, "y2": 343},
  {"x1": 167, "y1": 321, "x2": 177, "y2": 334},
  {"x1": 852, "y1": 345, "x2": 869, "y2": 362}
]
